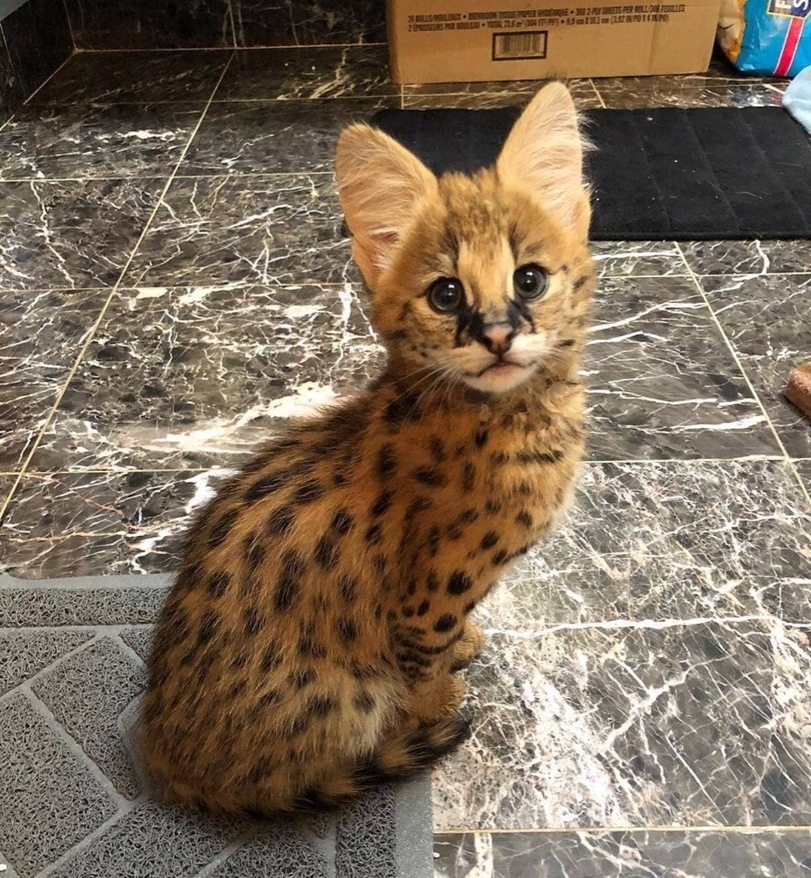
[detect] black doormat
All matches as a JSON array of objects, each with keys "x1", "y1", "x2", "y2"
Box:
[{"x1": 370, "y1": 106, "x2": 811, "y2": 241}]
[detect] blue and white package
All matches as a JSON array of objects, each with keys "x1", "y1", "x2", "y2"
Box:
[{"x1": 717, "y1": 0, "x2": 811, "y2": 78}]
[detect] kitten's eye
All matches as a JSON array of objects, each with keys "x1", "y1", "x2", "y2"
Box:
[
  {"x1": 427, "y1": 278, "x2": 464, "y2": 313},
  {"x1": 513, "y1": 264, "x2": 548, "y2": 300}
]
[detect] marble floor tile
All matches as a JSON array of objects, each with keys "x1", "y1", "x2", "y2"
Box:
[
  {"x1": 590, "y1": 241, "x2": 687, "y2": 278},
  {"x1": 0, "y1": 34, "x2": 25, "y2": 125},
  {"x1": 1, "y1": 0, "x2": 72, "y2": 100},
  {"x1": 402, "y1": 80, "x2": 601, "y2": 110},
  {"x1": 585, "y1": 275, "x2": 777, "y2": 461},
  {"x1": 490, "y1": 460, "x2": 810, "y2": 626},
  {"x1": 123, "y1": 175, "x2": 355, "y2": 288},
  {"x1": 231, "y1": 0, "x2": 386, "y2": 47},
  {"x1": 433, "y1": 622, "x2": 811, "y2": 831},
  {"x1": 0, "y1": 289, "x2": 106, "y2": 470},
  {"x1": 29, "y1": 50, "x2": 231, "y2": 105},
  {"x1": 700, "y1": 274, "x2": 811, "y2": 458},
  {"x1": 181, "y1": 97, "x2": 388, "y2": 176},
  {"x1": 29, "y1": 284, "x2": 383, "y2": 471},
  {"x1": 0, "y1": 103, "x2": 203, "y2": 180},
  {"x1": 214, "y1": 46, "x2": 397, "y2": 101},
  {"x1": 63, "y1": 0, "x2": 233, "y2": 50},
  {"x1": 680, "y1": 240, "x2": 811, "y2": 276},
  {"x1": 0, "y1": 469, "x2": 230, "y2": 578},
  {"x1": 0, "y1": 178, "x2": 164, "y2": 290},
  {"x1": 595, "y1": 81, "x2": 787, "y2": 109},
  {"x1": 433, "y1": 829, "x2": 811, "y2": 877}
]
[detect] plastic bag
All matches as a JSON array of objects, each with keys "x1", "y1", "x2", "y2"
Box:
[{"x1": 717, "y1": 0, "x2": 811, "y2": 77}]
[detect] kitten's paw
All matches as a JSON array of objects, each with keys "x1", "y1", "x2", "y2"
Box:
[
  {"x1": 411, "y1": 675, "x2": 467, "y2": 721},
  {"x1": 450, "y1": 621, "x2": 486, "y2": 671}
]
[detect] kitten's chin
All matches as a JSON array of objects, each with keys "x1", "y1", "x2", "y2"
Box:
[{"x1": 461, "y1": 362, "x2": 535, "y2": 394}]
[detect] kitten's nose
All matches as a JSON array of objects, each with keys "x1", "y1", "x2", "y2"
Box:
[{"x1": 480, "y1": 322, "x2": 516, "y2": 356}]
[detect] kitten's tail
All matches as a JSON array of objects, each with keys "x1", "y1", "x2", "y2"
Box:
[{"x1": 291, "y1": 714, "x2": 472, "y2": 812}]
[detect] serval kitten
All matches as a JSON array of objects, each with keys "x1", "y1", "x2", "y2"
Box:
[{"x1": 143, "y1": 83, "x2": 594, "y2": 815}]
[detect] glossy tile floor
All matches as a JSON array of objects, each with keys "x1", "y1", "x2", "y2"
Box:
[{"x1": 1, "y1": 46, "x2": 810, "y2": 877}]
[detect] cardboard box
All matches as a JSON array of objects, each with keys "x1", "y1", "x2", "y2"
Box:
[{"x1": 387, "y1": 1, "x2": 722, "y2": 82}]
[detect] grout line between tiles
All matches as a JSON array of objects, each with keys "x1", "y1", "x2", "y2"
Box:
[
  {"x1": 19, "y1": 50, "x2": 76, "y2": 107},
  {"x1": 0, "y1": 53, "x2": 237, "y2": 525},
  {"x1": 73, "y1": 43, "x2": 388, "y2": 53},
  {"x1": 62, "y1": 0, "x2": 77, "y2": 52},
  {"x1": 674, "y1": 242, "x2": 811, "y2": 510},
  {"x1": 433, "y1": 825, "x2": 811, "y2": 835},
  {"x1": 589, "y1": 78, "x2": 606, "y2": 109}
]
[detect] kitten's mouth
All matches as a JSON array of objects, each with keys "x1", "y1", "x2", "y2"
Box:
[{"x1": 475, "y1": 358, "x2": 523, "y2": 377}]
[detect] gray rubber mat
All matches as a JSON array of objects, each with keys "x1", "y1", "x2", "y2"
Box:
[{"x1": 0, "y1": 573, "x2": 434, "y2": 878}]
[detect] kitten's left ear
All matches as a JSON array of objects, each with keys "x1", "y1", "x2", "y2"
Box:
[
  {"x1": 336, "y1": 123, "x2": 437, "y2": 286},
  {"x1": 497, "y1": 83, "x2": 591, "y2": 241}
]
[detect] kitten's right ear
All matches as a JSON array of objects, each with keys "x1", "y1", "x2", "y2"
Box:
[{"x1": 336, "y1": 124, "x2": 437, "y2": 286}]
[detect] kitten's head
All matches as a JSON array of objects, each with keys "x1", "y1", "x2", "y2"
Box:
[{"x1": 336, "y1": 83, "x2": 593, "y2": 396}]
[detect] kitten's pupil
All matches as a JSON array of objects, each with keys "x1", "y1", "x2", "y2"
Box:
[
  {"x1": 513, "y1": 265, "x2": 548, "y2": 300},
  {"x1": 428, "y1": 278, "x2": 464, "y2": 313}
]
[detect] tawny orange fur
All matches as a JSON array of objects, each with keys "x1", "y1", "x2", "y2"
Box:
[{"x1": 142, "y1": 83, "x2": 595, "y2": 815}]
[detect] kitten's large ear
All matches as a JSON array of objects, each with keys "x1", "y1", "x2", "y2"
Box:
[
  {"x1": 497, "y1": 83, "x2": 590, "y2": 241},
  {"x1": 336, "y1": 124, "x2": 437, "y2": 285}
]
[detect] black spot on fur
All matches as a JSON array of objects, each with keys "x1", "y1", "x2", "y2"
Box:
[
  {"x1": 558, "y1": 338, "x2": 575, "y2": 347},
  {"x1": 208, "y1": 509, "x2": 238, "y2": 548},
  {"x1": 376, "y1": 444, "x2": 398, "y2": 479},
  {"x1": 290, "y1": 668, "x2": 316, "y2": 689},
  {"x1": 244, "y1": 606, "x2": 263, "y2": 636},
  {"x1": 426, "y1": 571, "x2": 439, "y2": 592},
  {"x1": 404, "y1": 496, "x2": 432, "y2": 520},
  {"x1": 267, "y1": 504, "x2": 295, "y2": 536},
  {"x1": 429, "y1": 437, "x2": 445, "y2": 463},
  {"x1": 294, "y1": 480, "x2": 323, "y2": 505},
  {"x1": 492, "y1": 549, "x2": 509, "y2": 566},
  {"x1": 490, "y1": 451, "x2": 509, "y2": 466},
  {"x1": 372, "y1": 554, "x2": 387, "y2": 575},
  {"x1": 365, "y1": 523, "x2": 383, "y2": 546},
  {"x1": 446, "y1": 523, "x2": 463, "y2": 540},
  {"x1": 462, "y1": 462, "x2": 476, "y2": 492},
  {"x1": 198, "y1": 611, "x2": 219, "y2": 645},
  {"x1": 315, "y1": 535, "x2": 339, "y2": 569},
  {"x1": 260, "y1": 645, "x2": 279, "y2": 670},
  {"x1": 338, "y1": 618, "x2": 358, "y2": 643},
  {"x1": 244, "y1": 535, "x2": 265, "y2": 569},
  {"x1": 384, "y1": 392, "x2": 420, "y2": 425},
  {"x1": 448, "y1": 571, "x2": 473, "y2": 595},
  {"x1": 481, "y1": 531, "x2": 499, "y2": 550},
  {"x1": 299, "y1": 635, "x2": 327, "y2": 659},
  {"x1": 434, "y1": 613, "x2": 457, "y2": 633},
  {"x1": 232, "y1": 651, "x2": 248, "y2": 669},
  {"x1": 417, "y1": 600, "x2": 430, "y2": 616},
  {"x1": 206, "y1": 571, "x2": 230, "y2": 598},
  {"x1": 474, "y1": 427, "x2": 488, "y2": 448},
  {"x1": 245, "y1": 470, "x2": 289, "y2": 503},
  {"x1": 275, "y1": 550, "x2": 304, "y2": 611},
  {"x1": 402, "y1": 606, "x2": 415, "y2": 618},
  {"x1": 339, "y1": 574, "x2": 358, "y2": 603},
  {"x1": 354, "y1": 690, "x2": 375, "y2": 713},
  {"x1": 331, "y1": 508, "x2": 354, "y2": 536},
  {"x1": 573, "y1": 274, "x2": 589, "y2": 291},
  {"x1": 413, "y1": 466, "x2": 446, "y2": 487},
  {"x1": 516, "y1": 510, "x2": 533, "y2": 528},
  {"x1": 308, "y1": 695, "x2": 337, "y2": 717},
  {"x1": 427, "y1": 525, "x2": 441, "y2": 557},
  {"x1": 517, "y1": 449, "x2": 561, "y2": 465},
  {"x1": 485, "y1": 499, "x2": 502, "y2": 514},
  {"x1": 371, "y1": 489, "x2": 394, "y2": 517},
  {"x1": 464, "y1": 601, "x2": 475, "y2": 614}
]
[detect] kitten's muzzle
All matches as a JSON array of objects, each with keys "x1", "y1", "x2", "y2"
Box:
[{"x1": 476, "y1": 321, "x2": 517, "y2": 357}]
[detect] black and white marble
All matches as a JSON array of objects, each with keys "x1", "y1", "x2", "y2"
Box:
[
  {"x1": 29, "y1": 283, "x2": 382, "y2": 471},
  {"x1": 0, "y1": 103, "x2": 203, "y2": 180},
  {"x1": 63, "y1": 0, "x2": 233, "y2": 49},
  {"x1": 214, "y1": 46, "x2": 397, "y2": 101},
  {"x1": 30, "y1": 50, "x2": 231, "y2": 105},
  {"x1": 493, "y1": 460, "x2": 811, "y2": 625},
  {"x1": 231, "y1": 0, "x2": 386, "y2": 47},
  {"x1": 681, "y1": 240, "x2": 811, "y2": 276},
  {"x1": 0, "y1": 179, "x2": 163, "y2": 290},
  {"x1": 433, "y1": 829, "x2": 811, "y2": 877},
  {"x1": 0, "y1": 289, "x2": 106, "y2": 470},
  {"x1": 433, "y1": 623, "x2": 811, "y2": 831},
  {"x1": 182, "y1": 97, "x2": 389, "y2": 176},
  {"x1": 585, "y1": 276, "x2": 777, "y2": 460},
  {"x1": 595, "y1": 81, "x2": 787, "y2": 109},
  {"x1": 590, "y1": 241, "x2": 688, "y2": 279},
  {"x1": 700, "y1": 274, "x2": 811, "y2": 459},
  {"x1": 123, "y1": 175, "x2": 355, "y2": 288},
  {"x1": 797, "y1": 461, "x2": 811, "y2": 495},
  {"x1": 402, "y1": 80, "x2": 601, "y2": 111},
  {"x1": 1, "y1": 0, "x2": 72, "y2": 99},
  {"x1": 0, "y1": 27, "x2": 24, "y2": 125}
]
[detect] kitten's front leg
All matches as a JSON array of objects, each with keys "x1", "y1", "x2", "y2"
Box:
[{"x1": 450, "y1": 621, "x2": 486, "y2": 671}]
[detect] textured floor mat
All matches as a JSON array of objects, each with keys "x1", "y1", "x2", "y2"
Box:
[
  {"x1": 0, "y1": 572, "x2": 434, "y2": 878},
  {"x1": 371, "y1": 106, "x2": 811, "y2": 241}
]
